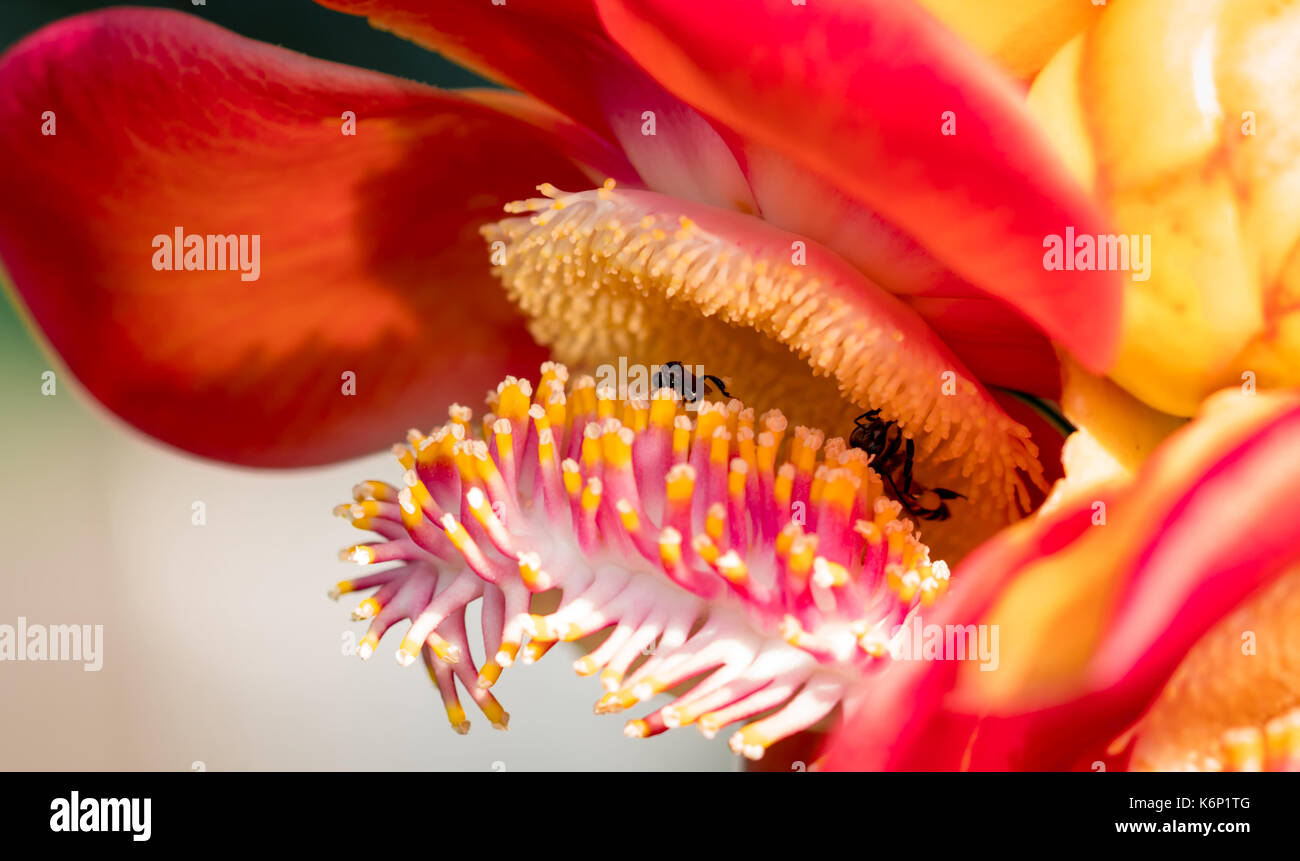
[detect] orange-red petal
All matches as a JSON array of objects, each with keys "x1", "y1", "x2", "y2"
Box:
[
  {"x1": 0, "y1": 9, "x2": 597, "y2": 466},
  {"x1": 316, "y1": 0, "x2": 613, "y2": 140},
  {"x1": 315, "y1": 0, "x2": 756, "y2": 211},
  {"x1": 595, "y1": 0, "x2": 1123, "y2": 373}
]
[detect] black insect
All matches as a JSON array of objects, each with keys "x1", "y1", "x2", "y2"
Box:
[
  {"x1": 849, "y1": 409, "x2": 965, "y2": 521},
  {"x1": 652, "y1": 361, "x2": 731, "y2": 403}
]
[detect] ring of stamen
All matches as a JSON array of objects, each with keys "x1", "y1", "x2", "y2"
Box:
[
  {"x1": 330, "y1": 364, "x2": 954, "y2": 760},
  {"x1": 481, "y1": 182, "x2": 1047, "y2": 559}
]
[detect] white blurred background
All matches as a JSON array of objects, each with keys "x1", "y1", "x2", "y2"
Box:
[{"x1": 0, "y1": 302, "x2": 734, "y2": 772}]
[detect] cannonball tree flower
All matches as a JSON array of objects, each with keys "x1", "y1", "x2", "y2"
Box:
[
  {"x1": 1026, "y1": 0, "x2": 1300, "y2": 417},
  {"x1": 0, "y1": 1, "x2": 1124, "y2": 757},
  {"x1": 824, "y1": 388, "x2": 1300, "y2": 771}
]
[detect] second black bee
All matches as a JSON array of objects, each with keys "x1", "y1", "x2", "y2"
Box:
[{"x1": 849, "y1": 409, "x2": 964, "y2": 521}]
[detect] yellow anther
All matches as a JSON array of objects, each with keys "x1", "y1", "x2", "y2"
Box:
[
  {"x1": 813, "y1": 557, "x2": 849, "y2": 588},
  {"x1": 426, "y1": 632, "x2": 462, "y2": 665},
  {"x1": 352, "y1": 480, "x2": 395, "y2": 502},
  {"x1": 775, "y1": 464, "x2": 794, "y2": 509},
  {"x1": 603, "y1": 424, "x2": 634, "y2": 469},
  {"x1": 440, "y1": 513, "x2": 473, "y2": 554},
  {"x1": 352, "y1": 597, "x2": 381, "y2": 620},
  {"x1": 666, "y1": 463, "x2": 696, "y2": 504},
  {"x1": 705, "y1": 502, "x2": 726, "y2": 543},
  {"x1": 517, "y1": 552, "x2": 545, "y2": 591},
  {"x1": 581, "y1": 424, "x2": 603, "y2": 472},
  {"x1": 581, "y1": 477, "x2": 603, "y2": 513},
  {"x1": 402, "y1": 470, "x2": 435, "y2": 512},
  {"x1": 596, "y1": 386, "x2": 617, "y2": 420},
  {"x1": 562, "y1": 459, "x2": 582, "y2": 498},
  {"x1": 477, "y1": 662, "x2": 503, "y2": 689},
  {"x1": 728, "y1": 458, "x2": 748, "y2": 501},
  {"x1": 650, "y1": 389, "x2": 679, "y2": 429},
  {"x1": 445, "y1": 703, "x2": 470, "y2": 735},
  {"x1": 729, "y1": 724, "x2": 773, "y2": 760},
  {"x1": 716, "y1": 550, "x2": 748, "y2": 584},
  {"x1": 397, "y1": 487, "x2": 422, "y2": 528},
  {"x1": 694, "y1": 403, "x2": 727, "y2": 443},
  {"x1": 496, "y1": 378, "x2": 533, "y2": 422},
  {"x1": 671, "y1": 415, "x2": 692, "y2": 460},
  {"x1": 617, "y1": 500, "x2": 642, "y2": 534},
  {"x1": 788, "y1": 535, "x2": 817, "y2": 581},
  {"x1": 658, "y1": 529, "x2": 683, "y2": 568},
  {"x1": 339, "y1": 544, "x2": 375, "y2": 565},
  {"x1": 479, "y1": 695, "x2": 509, "y2": 730},
  {"x1": 693, "y1": 534, "x2": 721, "y2": 566}
]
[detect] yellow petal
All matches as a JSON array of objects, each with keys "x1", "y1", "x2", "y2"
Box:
[
  {"x1": 1059, "y1": 353, "x2": 1187, "y2": 473},
  {"x1": 1028, "y1": 0, "x2": 1300, "y2": 415},
  {"x1": 916, "y1": 0, "x2": 1101, "y2": 81},
  {"x1": 1040, "y1": 355, "x2": 1185, "y2": 513}
]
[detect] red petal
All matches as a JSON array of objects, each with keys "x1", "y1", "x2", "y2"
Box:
[
  {"x1": 1092, "y1": 405, "x2": 1300, "y2": 698},
  {"x1": 595, "y1": 0, "x2": 1123, "y2": 372},
  {"x1": 316, "y1": 0, "x2": 612, "y2": 138},
  {"x1": 0, "y1": 9, "x2": 597, "y2": 466},
  {"x1": 315, "y1": 0, "x2": 756, "y2": 210},
  {"x1": 822, "y1": 391, "x2": 1300, "y2": 770},
  {"x1": 916, "y1": 296, "x2": 1063, "y2": 398}
]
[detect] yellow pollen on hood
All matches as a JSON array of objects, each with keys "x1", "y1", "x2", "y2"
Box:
[{"x1": 481, "y1": 182, "x2": 1047, "y2": 559}]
